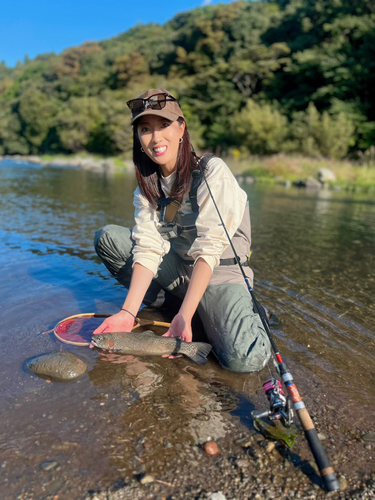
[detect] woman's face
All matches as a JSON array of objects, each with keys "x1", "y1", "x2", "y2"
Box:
[{"x1": 137, "y1": 115, "x2": 185, "y2": 176}]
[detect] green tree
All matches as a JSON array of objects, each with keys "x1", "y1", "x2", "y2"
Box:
[
  {"x1": 228, "y1": 43, "x2": 290, "y2": 97},
  {"x1": 18, "y1": 86, "x2": 59, "y2": 151},
  {"x1": 0, "y1": 102, "x2": 30, "y2": 155},
  {"x1": 56, "y1": 97, "x2": 104, "y2": 153},
  {"x1": 231, "y1": 99, "x2": 289, "y2": 155},
  {"x1": 289, "y1": 103, "x2": 355, "y2": 158},
  {"x1": 110, "y1": 52, "x2": 149, "y2": 88}
]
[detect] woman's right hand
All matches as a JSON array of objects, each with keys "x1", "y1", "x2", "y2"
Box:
[{"x1": 92, "y1": 311, "x2": 137, "y2": 335}]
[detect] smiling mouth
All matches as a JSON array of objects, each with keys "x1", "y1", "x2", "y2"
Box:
[{"x1": 153, "y1": 146, "x2": 167, "y2": 155}]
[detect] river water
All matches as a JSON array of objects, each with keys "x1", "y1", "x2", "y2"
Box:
[{"x1": 0, "y1": 160, "x2": 374, "y2": 499}]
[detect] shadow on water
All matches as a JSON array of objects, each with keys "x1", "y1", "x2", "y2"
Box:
[{"x1": 1, "y1": 161, "x2": 375, "y2": 498}]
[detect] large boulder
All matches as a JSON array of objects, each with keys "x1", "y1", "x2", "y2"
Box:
[
  {"x1": 318, "y1": 168, "x2": 336, "y2": 183},
  {"x1": 27, "y1": 352, "x2": 87, "y2": 382},
  {"x1": 293, "y1": 177, "x2": 322, "y2": 189}
]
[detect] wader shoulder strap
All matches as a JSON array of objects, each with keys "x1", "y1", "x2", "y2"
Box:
[
  {"x1": 155, "y1": 174, "x2": 180, "y2": 223},
  {"x1": 189, "y1": 154, "x2": 215, "y2": 213},
  {"x1": 189, "y1": 171, "x2": 202, "y2": 213},
  {"x1": 156, "y1": 198, "x2": 181, "y2": 223}
]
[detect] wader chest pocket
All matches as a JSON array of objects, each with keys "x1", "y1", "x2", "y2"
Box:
[
  {"x1": 157, "y1": 197, "x2": 182, "y2": 241},
  {"x1": 159, "y1": 223, "x2": 181, "y2": 240}
]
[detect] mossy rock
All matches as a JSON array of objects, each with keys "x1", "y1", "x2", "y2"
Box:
[{"x1": 27, "y1": 352, "x2": 87, "y2": 382}]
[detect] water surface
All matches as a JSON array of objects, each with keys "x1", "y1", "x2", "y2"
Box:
[{"x1": 1, "y1": 160, "x2": 374, "y2": 498}]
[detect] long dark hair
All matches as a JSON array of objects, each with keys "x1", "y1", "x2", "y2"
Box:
[{"x1": 133, "y1": 119, "x2": 198, "y2": 206}]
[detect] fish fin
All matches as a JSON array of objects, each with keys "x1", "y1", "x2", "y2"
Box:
[
  {"x1": 185, "y1": 342, "x2": 212, "y2": 366},
  {"x1": 141, "y1": 330, "x2": 157, "y2": 336}
]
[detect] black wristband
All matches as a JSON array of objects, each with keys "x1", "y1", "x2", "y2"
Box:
[{"x1": 121, "y1": 308, "x2": 139, "y2": 325}]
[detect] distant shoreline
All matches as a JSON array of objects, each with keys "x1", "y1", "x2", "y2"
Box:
[
  {"x1": 1, "y1": 153, "x2": 374, "y2": 192},
  {"x1": 0, "y1": 154, "x2": 133, "y2": 174}
]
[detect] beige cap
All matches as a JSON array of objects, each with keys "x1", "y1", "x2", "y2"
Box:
[{"x1": 128, "y1": 89, "x2": 185, "y2": 125}]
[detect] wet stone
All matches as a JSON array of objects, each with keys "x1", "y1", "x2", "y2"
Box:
[
  {"x1": 339, "y1": 476, "x2": 348, "y2": 491},
  {"x1": 41, "y1": 461, "x2": 59, "y2": 471},
  {"x1": 195, "y1": 414, "x2": 210, "y2": 421},
  {"x1": 140, "y1": 475, "x2": 155, "y2": 485},
  {"x1": 362, "y1": 432, "x2": 375, "y2": 442},
  {"x1": 203, "y1": 441, "x2": 219, "y2": 455},
  {"x1": 235, "y1": 436, "x2": 253, "y2": 447},
  {"x1": 244, "y1": 445, "x2": 257, "y2": 458},
  {"x1": 235, "y1": 459, "x2": 249, "y2": 469},
  {"x1": 209, "y1": 493, "x2": 227, "y2": 500},
  {"x1": 265, "y1": 441, "x2": 276, "y2": 453},
  {"x1": 27, "y1": 352, "x2": 87, "y2": 382}
]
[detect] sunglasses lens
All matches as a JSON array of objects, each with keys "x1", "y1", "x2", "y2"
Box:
[
  {"x1": 148, "y1": 95, "x2": 166, "y2": 110},
  {"x1": 128, "y1": 94, "x2": 175, "y2": 117},
  {"x1": 128, "y1": 99, "x2": 144, "y2": 114}
]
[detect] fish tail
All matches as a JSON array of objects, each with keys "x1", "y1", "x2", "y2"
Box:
[{"x1": 185, "y1": 342, "x2": 212, "y2": 366}]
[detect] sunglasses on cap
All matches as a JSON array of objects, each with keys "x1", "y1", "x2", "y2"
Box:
[{"x1": 126, "y1": 93, "x2": 178, "y2": 116}]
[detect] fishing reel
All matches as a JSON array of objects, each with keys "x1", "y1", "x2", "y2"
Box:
[{"x1": 251, "y1": 378, "x2": 294, "y2": 428}]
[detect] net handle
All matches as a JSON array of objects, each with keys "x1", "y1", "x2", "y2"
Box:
[{"x1": 53, "y1": 313, "x2": 171, "y2": 346}]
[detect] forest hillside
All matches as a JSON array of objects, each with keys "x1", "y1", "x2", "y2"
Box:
[{"x1": 0, "y1": 0, "x2": 374, "y2": 160}]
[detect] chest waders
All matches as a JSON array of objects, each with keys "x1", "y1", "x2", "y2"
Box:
[{"x1": 155, "y1": 154, "x2": 251, "y2": 270}]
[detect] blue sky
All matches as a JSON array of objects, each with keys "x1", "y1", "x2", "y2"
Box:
[{"x1": 1, "y1": 0, "x2": 235, "y2": 67}]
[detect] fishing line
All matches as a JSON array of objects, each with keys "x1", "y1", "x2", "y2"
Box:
[{"x1": 196, "y1": 154, "x2": 339, "y2": 492}]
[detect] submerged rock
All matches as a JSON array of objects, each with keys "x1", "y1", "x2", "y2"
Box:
[
  {"x1": 203, "y1": 441, "x2": 219, "y2": 455},
  {"x1": 41, "y1": 461, "x2": 59, "y2": 471},
  {"x1": 254, "y1": 418, "x2": 300, "y2": 448},
  {"x1": 265, "y1": 441, "x2": 276, "y2": 453},
  {"x1": 362, "y1": 432, "x2": 375, "y2": 442},
  {"x1": 339, "y1": 475, "x2": 348, "y2": 491},
  {"x1": 27, "y1": 352, "x2": 87, "y2": 382},
  {"x1": 209, "y1": 493, "x2": 226, "y2": 500},
  {"x1": 139, "y1": 475, "x2": 155, "y2": 485}
]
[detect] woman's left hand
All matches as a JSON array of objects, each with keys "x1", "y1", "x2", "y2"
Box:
[
  {"x1": 161, "y1": 258, "x2": 211, "y2": 359},
  {"x1": 162, "y1": 312, "x2": 192, "y2": 358}
]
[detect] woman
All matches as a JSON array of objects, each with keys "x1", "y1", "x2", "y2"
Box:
[{"x1": 93, "y1": 89, "x2": 271, "y2": 373}]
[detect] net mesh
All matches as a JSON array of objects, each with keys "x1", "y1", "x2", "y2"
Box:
[{"x1": 55, "y1": 316, "x2": 108, "y2": 345}]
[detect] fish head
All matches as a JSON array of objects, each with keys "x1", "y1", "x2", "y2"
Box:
[{"x1": 90, "y1": 335, "x2": 115, "y2": 350}]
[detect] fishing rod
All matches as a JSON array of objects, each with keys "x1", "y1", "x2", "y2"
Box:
[{"x1": 196, "y1": 154, "x2": 340, "y2": 492}]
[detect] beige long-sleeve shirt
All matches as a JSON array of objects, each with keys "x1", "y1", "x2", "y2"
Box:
[{"x1": 131, "y1": 156, "x2": 248, "y2": 276}]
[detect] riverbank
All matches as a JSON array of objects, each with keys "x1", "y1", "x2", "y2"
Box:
[
  {"x1": 1, "y1": 153, "x2": 375, "y2": 192},
  {"x1": 0, "y1": 153, "x2": 133, "y2": 174},
  {"x1": 225, "y1": 154, "x2": 375, "y2": 192}
]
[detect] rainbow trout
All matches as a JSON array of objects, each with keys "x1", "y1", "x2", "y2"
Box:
[{"x1": 91, "y1": 330, "x2": 212, "y2": 366}]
